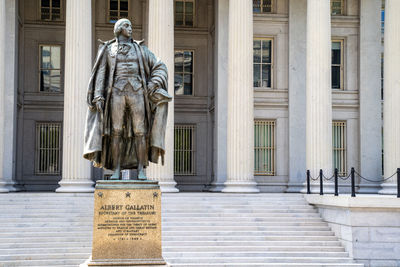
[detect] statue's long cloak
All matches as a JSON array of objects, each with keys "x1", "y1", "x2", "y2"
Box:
[{"x1": 83, "y1": 38, "x2": 171, "y2": 170}]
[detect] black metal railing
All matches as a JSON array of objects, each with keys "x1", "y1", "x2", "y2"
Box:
[{"x1": 306, "y1": 168, "x2": 400, "y2": 198}]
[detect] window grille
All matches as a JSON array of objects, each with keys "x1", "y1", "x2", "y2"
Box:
[
  {"x1": 174, "y1": 125, "x2": 195, "y2": 175},
  {"x1": 109, "y1": 0, "x2": 128, "y2": 23},
  {"x1": 174, "y1": 50, "x2": 194, "y2": 95},
  {"x1": 331, "y1": 0, "x2": 344, "y2": 15},
  {"x1": 253, "y1": 38, "x2": 273, "y2": 88},
  {"x1": 175, "y1": 0, "x2": 194, "y2": 27},
  {"x1": 253, "y1": 0, "x2": 273, "y2": 13},
  {"x1": 39, "y1": 45, "x2": 61, "y2": 92},
  {"x1": 254, "y1": 120, "x2": 275, "y2": 175},
  {"x1": 40, "y1": 0, "x2": 62, "y2": 21},
  {"x1": 332, "y1": 121, "x2": 347, "y2": 176},
  {"x1": 331, "y1": 40, "x2": 344, "y2": 89},
  {"x1": 35, "y1": 123, "x2": 62, "y2": 175}
]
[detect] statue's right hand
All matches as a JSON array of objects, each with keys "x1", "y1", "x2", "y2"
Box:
[{"x1": 96, "y1": 101, "x2": 103, "y2": 113}]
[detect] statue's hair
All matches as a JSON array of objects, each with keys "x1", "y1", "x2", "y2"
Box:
[{"x1": 113, "y1": 18, "x2": 132, "y2": 37}]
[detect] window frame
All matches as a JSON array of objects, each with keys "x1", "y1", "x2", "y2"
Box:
[
  {"x1": 174, "y1": 0, "x2": 196, "y2": 27},
  {"x1": 253, "y1": 37, "x2": 274, "y2": 89},
  {"x1": 39, "y1": 0, "x2": 63, "y2": 21},
  {"x1": 331, "y1": 0, "x2": 345, "y2": 16},
  {"x1": 253, "y1": 0, "x2": 274, "y2": 14},
  {"x1": 331, "y1": 39, "x2": 344, "y2": 90},
  {"x1": 35, "y1": 122, "x2": 62, "y2": 176},
  {"x1": 108, "y1": 0, "x2": 130, "y2": 24},
  {"x1": 174, "y1": 49, "x2": 195, "y2": 96},
  {"x1": 38, "y1": 44, "x2": 63, "y2": 93},
  {"x1": 254, "y1": 119, "x2": 276, "y2": 176},
  {"x1": 332, "y1": 120, "x2": 347, "y2": 177},
  {"x1": 174, "y1": 124, "x2": 196, "y2": 176}
]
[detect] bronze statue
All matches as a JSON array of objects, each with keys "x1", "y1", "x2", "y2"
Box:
[{"x1": 83, "y1": 18, "x2": 172, "y2": 180}]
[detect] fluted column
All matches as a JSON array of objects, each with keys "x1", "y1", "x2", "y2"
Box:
[
  {"x1": 56, "y1": 0, "x2": 94, "y2": 192},
  {"x1": 222, "y1": 0, "x2": 259, "y2": 193},
  {"x1": 146, "y1": 0, "x2": 178, "y2": 193},
  {"x1": 380, "y1": 0, "x2": 400, "y2": 194},
  {"x1": 0, "y1": 0, "x2": 8, "y2": 193},
  {"x1": 306, "y1": 0, "x2": 333, "y2": 192},
  {"x1": 359, "y1": 0, "x2": 382, "y2": 193}
]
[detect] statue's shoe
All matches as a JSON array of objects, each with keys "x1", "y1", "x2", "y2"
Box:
[{"x1": 137, "y1": 170, "x2": 147, "y2": 180}]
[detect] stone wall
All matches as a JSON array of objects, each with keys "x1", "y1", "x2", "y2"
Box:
[{"x1": 305, "y1": 195, "x2": 400, "y2": 267}]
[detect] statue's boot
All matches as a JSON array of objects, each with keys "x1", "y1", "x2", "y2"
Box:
[
  {"x1": 110, "y1": 134, "x2": 121, "y2": 180},
  {"x1": 110, "y1": 165, "x2": 121, "y2": 180},
  {"x1": 136, "y1": 134, "x2": 147, "y2": 180}
]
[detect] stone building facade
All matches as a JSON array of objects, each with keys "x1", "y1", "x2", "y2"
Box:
[{"x1": 0, "y1": 0, "x2": 397, "y2": 194}]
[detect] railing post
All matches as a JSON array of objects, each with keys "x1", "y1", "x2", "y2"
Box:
[
  {"x1": 319, "y1": 169, "x2": 323, "y2": 195},
  {"x1": 351, "y1": 167, "x2": 356, "y2": 197},
  {"x1": 397, "y1": 168, "x2": 400, "y2": 198},
  {"x1": 307, "y1": 170, "x2": 311, "y2": 194},
  {"x1": 334, "y1": 168, "x2": 338, "y2": 196}
]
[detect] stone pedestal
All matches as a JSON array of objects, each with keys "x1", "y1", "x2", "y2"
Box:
[{"x1": 83, "y1": 180, "x2": 166, "y2": 266}]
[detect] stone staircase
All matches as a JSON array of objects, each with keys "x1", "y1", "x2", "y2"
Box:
[{"x1": 0, "y1": 192, "x2": 363, "y2": 267}]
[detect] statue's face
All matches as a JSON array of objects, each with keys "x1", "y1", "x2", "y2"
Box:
[{"x1": 120, "y1": 22, "x2": 132, "y2": 38}]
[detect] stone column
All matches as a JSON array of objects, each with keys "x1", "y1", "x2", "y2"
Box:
[
  {"x1": 287, "y1": 0, "x2": 307, "y2": 193},
  {"x1": 380, "y1": 0, "x2": 400, "y2": 194},
  {"x1": 146, "y1": 0, "x2": 178, "y2": 193},
  {"x1": 56, "y1": 0, "x2": 94, "y2": 192},
  {"x1": 210, "y1": 0, "x2": 228, "y2": 192},
  {"x1": 306, "y1": 0, "x2": 333, "y2": 192},
  {"x1": 0, "y1": 0, "x2": 8, "y2": 192},
  {"x1": 359, "y1": 0, "x2": 382, "y2": 193},
  {"x1": 222, "y1": 0, "x2": 259, "y2": 193}
]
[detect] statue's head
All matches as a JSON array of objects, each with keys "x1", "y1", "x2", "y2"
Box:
[{"x1": 114, "y1": 18, "x2": 132, "y2": 38}]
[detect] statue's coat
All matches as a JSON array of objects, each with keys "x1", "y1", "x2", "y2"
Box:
[{"x1": 83, "y1": 38, "x2": 171, "y2": 170}]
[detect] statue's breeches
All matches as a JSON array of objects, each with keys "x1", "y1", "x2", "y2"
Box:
[{"x1": 111, "y1": 84, "x2": 146, "y2": 136}]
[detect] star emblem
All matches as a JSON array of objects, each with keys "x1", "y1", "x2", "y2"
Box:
[
  {"x1": 153, "y1": 192, "x2": 158, "y2": 198},
  {"x1": 97, "y1": 192, "x2": 103, "y2": 198},
  {"x1": 126, "y1": 192, "x2": 131, "y2": 198}
]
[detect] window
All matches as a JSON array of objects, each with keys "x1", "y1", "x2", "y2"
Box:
[
  {"x1": 254, "y1": 120, "x2": 275, "y2": 175},
  {"x1": 253, "y1": 0, "x2": 273, "y2": 13},
  {"x1": 331, "y1": 40, "x2": 343, "y2": 89},
  {"x1": 39, "y1": 45, "x2": 61, "y2": 92},
  {"x1": 175, "y1": 0, "x2": 194, "y2": 27},
  {"x1": 174, "y1": 50, "x2": 194, "y2": 95},
  {"x1": 331, "y1": 0, "x2": 344, "y2": 15},
  {"x1": 253, "y1": 38, "x2": 273, "y2": 88},
  {"x1": 40, "y1": 0, "x2": 62, "y2": 21},
  {"x1": 35, "y1": 122, "x2": 62, "y2": 175},
  {"x1": 332, "y1": 121, "x2": 347, "y2": 176},
  {"x1": 109, "y1": 0, "x2": 128, "y2": 23},
  {"x1": 174, "y1": 125, "x2": 195, "y2": 175}
]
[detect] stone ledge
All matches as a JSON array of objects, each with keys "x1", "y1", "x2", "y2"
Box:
[{"x1": 305, "y1": 194, "x2": 400, "y2": 209}]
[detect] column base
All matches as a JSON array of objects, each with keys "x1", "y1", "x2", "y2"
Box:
[
  {"x1": 286, "y1": 183, "x2": 304, "y2": 193},
  {"x1": 378, "y1": 183, "x2": 398, "y2": 195},
  {"x1": 158, "y1": 181, "x2": 179, "y2": 193},
  {"x1": 222, "y1": 181, "x2": 259, "y2": 193},
  {"x1": 300, "y1": 182, "x2": 335, "y2": 194},
  {"x1": 0, "y1": 182, "x2": 9, "y2": 193},
  {"x1": 209, "y1": 182, "x2": 225, "y2": 192},
  {"x1": 357, "y1": 183, "x2": 381, "y2": 194},
  {"x1": 56, "y1": 179, "x2": 94, "y2": 193}
]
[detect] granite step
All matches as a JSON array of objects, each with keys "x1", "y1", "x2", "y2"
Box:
[{"x1": 0, "y1": 192, "x2": 363, "y2": 267}]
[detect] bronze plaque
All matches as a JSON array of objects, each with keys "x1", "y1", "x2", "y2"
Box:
[{"x1": 91, "y1": 181, "x2": 162, "y2": 262}]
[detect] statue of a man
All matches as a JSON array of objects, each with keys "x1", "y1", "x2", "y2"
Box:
[{"x1": 83, "y1": 18, "x2": 171, "y2": 180}]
